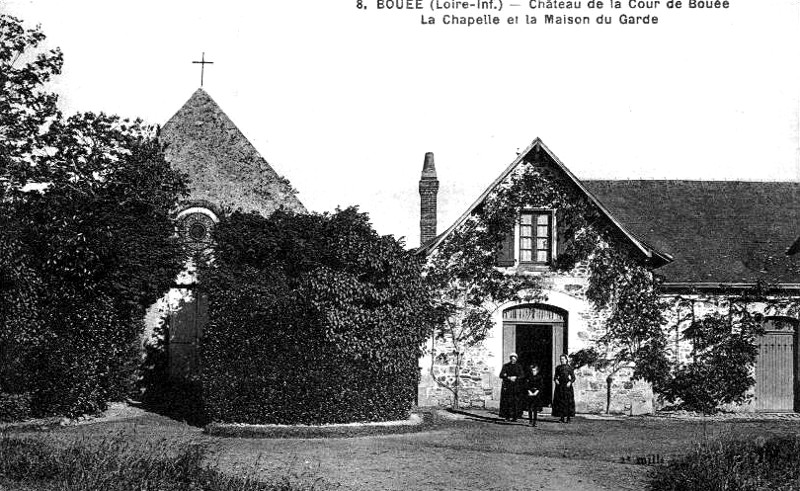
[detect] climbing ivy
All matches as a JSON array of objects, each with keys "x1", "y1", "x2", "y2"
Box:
[
  {"x1": 425, "y1": 154, "x2": 670, "y2": 407},
  {"x1": 574, "y1": 243, "x2": 672, "y2": 411},
  {"x1": 657, "y1": 285, "x2": 791, "y2": 414},
  {"x1": 199, "y1": 207, "x2": 438, "y2": 424}
]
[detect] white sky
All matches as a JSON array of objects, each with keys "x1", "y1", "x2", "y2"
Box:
[{"x1": 3, "y1": 0, "x2": 799, "y2": 246}]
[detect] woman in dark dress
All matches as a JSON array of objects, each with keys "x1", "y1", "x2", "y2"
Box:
[
  {"x1": 499, "y1": 353, "x2": 525, "y2": 421},
  {"x1": 525, "y1": 363, "x2": 544, "y2": 427},
  {"x1": 552, "y1": 354, "x2": 576, "y2": 423}
]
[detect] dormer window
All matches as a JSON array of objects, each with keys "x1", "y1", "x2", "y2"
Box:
[
  {"x1": 519, "y1": 211, "x2": 552, "y2": 264},
  {"x1": 496, "y1": 210, "x2": 556, "y2": 267}
]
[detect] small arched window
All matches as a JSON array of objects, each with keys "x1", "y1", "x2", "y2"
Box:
[{"x1": 176, "y1": 206, "x2": 219, "y2": 252}]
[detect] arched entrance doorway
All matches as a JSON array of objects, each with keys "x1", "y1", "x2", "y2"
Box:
[{"x1": 502, "y1": 304, "x2": 567, "y2": 407}]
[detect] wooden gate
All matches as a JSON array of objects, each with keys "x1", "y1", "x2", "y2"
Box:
[{"x1": 753, "y1": 317, "x2": 797, "y2": 412}]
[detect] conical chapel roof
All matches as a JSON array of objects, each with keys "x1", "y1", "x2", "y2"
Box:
[{"x1": 160, "y1": 88, "x2": 305, "y2": 216}]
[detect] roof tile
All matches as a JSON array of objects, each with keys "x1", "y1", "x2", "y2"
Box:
[{"x1": 583, "y1": 180, "x2": 800, "y2": 283}]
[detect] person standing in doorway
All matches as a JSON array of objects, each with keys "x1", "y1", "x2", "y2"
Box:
[
  {"x1": 552, "y1": 354, "x2": 576, "y2": 423},
  {"x1": 525, "y1": 363, "x2": 544, "y2": 427},
  {"x1": 499, "y1": 353, "x2": 524, "y2": 421}
]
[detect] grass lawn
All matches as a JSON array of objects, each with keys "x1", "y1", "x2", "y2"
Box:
[{"x1": 5, "y1": 408, "x2": 800, "y2": 491}]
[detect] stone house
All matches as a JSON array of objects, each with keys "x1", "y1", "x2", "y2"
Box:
[
  {"x1": 145, "y1": 88, "x2": 305, "y2": 380},
  {"x1": 416, "y1": 137, "x2": 800, "y2": 414}
]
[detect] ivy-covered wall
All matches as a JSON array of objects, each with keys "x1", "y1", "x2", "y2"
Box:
[
  {"x1": 199, "y1": 208, "x2": 437, "y2": 424},
  {"x1": 418, "y1": 143, "x2": 668, "y2": 415},
  {"x1": 419, "y1": 283, "x2": 800, "y2": 415},
  {"x1": 419, "y1": 270, "x2": 655, "y2": 415},
  {"x1": 659, "y1": 294, "x2": 798, "y2": 412}
]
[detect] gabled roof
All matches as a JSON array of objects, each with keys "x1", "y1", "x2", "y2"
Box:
[
  {"x1": 160, "y1": 88, "x2": 305, "y2": 216},
  {"x1": 583, "y1": 180, "x2": 800, "y2": 284},
  {"x1": 418, "y1": 138, "x2": 671, "y2": 265}
]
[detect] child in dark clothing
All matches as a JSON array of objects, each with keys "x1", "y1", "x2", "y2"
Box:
[{"x1": 525, "y1": 364, "x2": 544, "y2": 426}]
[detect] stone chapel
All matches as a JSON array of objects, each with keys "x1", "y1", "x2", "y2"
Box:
[
  {"x1": 145, "y1": 88, "x2": 305, "y2": 380},
  {"x1": 417, "y1": 138, "x2": 800, "y2": 414}
]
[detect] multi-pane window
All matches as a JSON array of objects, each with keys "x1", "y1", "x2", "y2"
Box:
[{"x1": 519, "y1": 212, "x2": 551, "y2": 264}]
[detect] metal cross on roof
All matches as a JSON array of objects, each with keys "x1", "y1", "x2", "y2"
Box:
[{"x1": 192, "y1": 52, "x2": 214, "y2": 87}]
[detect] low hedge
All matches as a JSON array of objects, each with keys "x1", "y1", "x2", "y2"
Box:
[{"x1": 204, "y1": 410, "x2": 437, "y2": 439}]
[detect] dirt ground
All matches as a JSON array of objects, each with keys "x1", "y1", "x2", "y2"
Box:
[{"x1": 14, "y1": 406, "x2": 800, "y2": 491}]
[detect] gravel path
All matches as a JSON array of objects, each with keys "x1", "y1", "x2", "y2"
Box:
[{"x1": 11, "y1": 404, "x2": 800, "y2": 490}]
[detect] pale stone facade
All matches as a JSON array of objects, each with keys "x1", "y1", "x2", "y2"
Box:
[
  {"x1": 417, "y1": 270, "x2": 800, "y2": 415},
  {"x1": 418, "y1": 266, "x2": 655, "y2": 415}
]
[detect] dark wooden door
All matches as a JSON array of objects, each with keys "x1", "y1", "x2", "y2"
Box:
[
  {"x1": 753, "y1": 318, "x2": 796, "y2": 412},
  {"x1": 168, "y1": 289, "x2": 207, "y2": 380}
]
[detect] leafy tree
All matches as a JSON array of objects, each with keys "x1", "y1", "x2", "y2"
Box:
[
  {"x1": 572, "y1": 243, "x2": 671, "y2": 413},
  {"x1": 1, "y1": 123, "x2": 187, "y2": 416},
  {"x1": 661, "y1": 299, "x2": 764, "y2": 414},
  {"x1": 0, "y1": 14, "x2": 187, "y2": 417},
  {"x1": 200, "y1": 208, "x2": 437, "y2": 424},
  {"x1": 0, "y1": 14, "x2": 62, "y2": 193}
]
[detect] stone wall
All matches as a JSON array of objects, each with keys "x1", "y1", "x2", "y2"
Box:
[
  {"x1": 418, "y1": 335, "x2": 496, "y2": 408},
  {"x1": 418, "y1": 266, "x2": 656, "y2": 414},
  {"x1": 418, "y1": 233, "x2": 800, "y2": 414},
  {"x1": 574, "y1": 365, "x2": 654, "y2": 415}
]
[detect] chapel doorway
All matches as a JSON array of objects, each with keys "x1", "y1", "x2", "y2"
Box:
[
  {"x1": 167, "y1": 288, "x2": 208, "y2": 380},
  {"x1": 502, "y1": 304, "x2": 567, "y2": 408},
  {"x1": 753, "y1": 317, "x2": 798, "y2": 412}
]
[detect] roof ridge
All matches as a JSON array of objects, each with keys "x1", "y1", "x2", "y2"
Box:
[
  {"x1": 159, "y1": 88, "x2": 306, "y2": 216},
  {"x1": 583, "y1": 178, "x2": 800, "y2": 184},
  {"x1": 419, "y1": 138, "x2": 668, "y2": 264}
]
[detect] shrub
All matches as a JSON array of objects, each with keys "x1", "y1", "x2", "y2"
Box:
[
  {"x1": 649, "y1": 434, "x2": 800, "y2": 491},
  {"x1": 0, "y1": 393, "x2": 32, "y2": 422},
  {"x1": 200, "y1": 208, "x2": 437, "y2": 424},
  {"x1": 0, "y1": 129, "x2": 186, "y2": 419}
]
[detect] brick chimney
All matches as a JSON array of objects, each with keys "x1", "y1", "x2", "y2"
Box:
[{"x1": 419, "y1": 152, "x2": 439, "y2": 246}]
